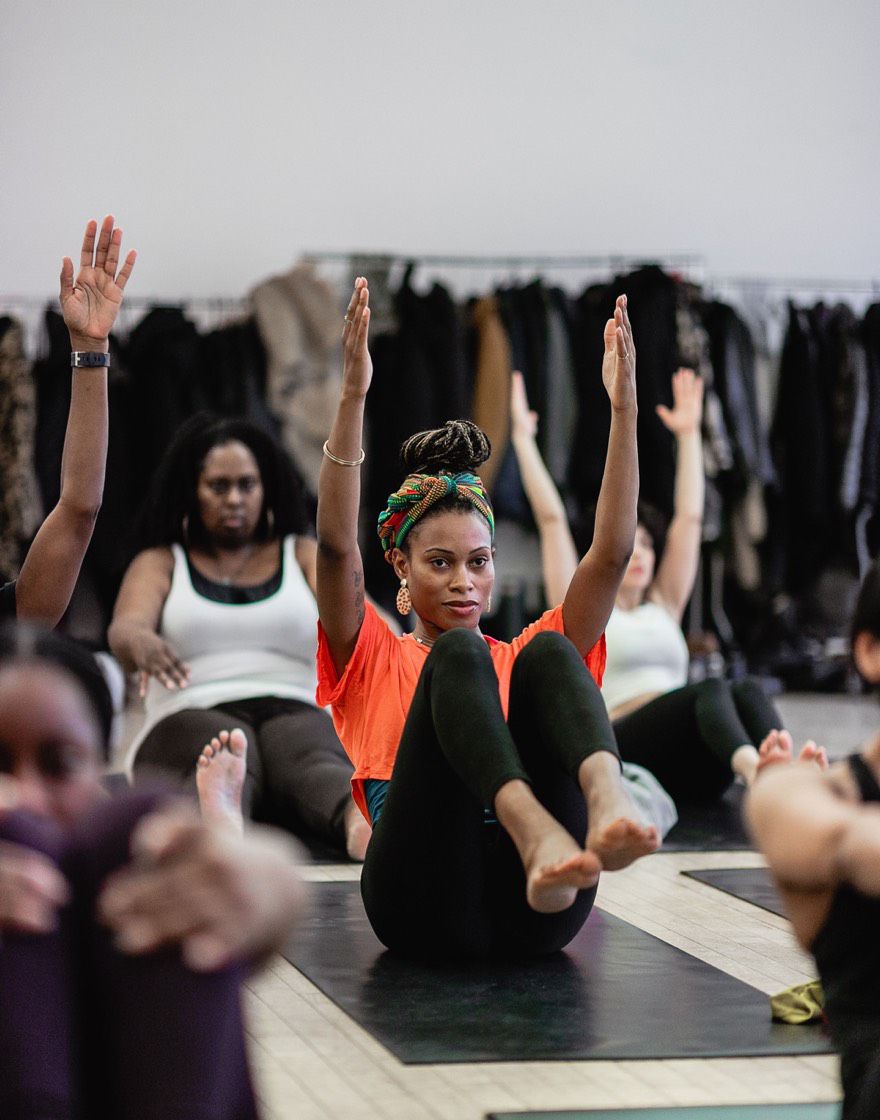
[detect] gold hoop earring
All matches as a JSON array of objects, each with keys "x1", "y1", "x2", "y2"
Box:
[{"x1": 396, "y1": 578, "x2": 412, "y2": 616}]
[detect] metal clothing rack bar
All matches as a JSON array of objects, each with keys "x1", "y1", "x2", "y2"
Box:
[{"x1": 302, "y1": 250, "x2": 705, "y2": 270}]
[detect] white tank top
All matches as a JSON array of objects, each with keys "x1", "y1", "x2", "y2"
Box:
[
  {"x1": 125, "y1": 535, "x2": 319, "y2": 772},
  {"x1": 601, "y1": 601, "x2": 690, "y2": 714}
]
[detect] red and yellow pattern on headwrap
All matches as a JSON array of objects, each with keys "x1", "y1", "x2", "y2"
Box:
[{"x1": 377, "y1": 471, "x2": 495, "y2": 554}]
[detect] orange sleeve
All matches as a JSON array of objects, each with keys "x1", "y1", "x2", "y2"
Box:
[{"x1": 507, "y1": 604, "x2": 606, "y2": 686}]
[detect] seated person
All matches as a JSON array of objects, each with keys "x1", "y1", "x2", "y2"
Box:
[
  {"x1": 747, "y1": 556, "x2": 880, "y2": 1120},
  {"x1": 0, "y1": 622, "x2": 307, "y2": 1120}
]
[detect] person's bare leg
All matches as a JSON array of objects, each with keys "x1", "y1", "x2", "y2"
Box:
[
  {"x1": 196, "y1": 728, "x2": 246, "y2": 834},
  {"x1": 343, "y1": 801, "x2": 372, "y2": 861},
  {"x1": 494, "y1": 779, "x2": 601, "y2": 914},
  {"x1": 580, "y1": 751, "x2": 659, "y2": 870}
]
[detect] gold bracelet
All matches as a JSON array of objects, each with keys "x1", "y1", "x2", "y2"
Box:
[{"x1": 322, "y1": 439, "x2": 365, "y2": 467}]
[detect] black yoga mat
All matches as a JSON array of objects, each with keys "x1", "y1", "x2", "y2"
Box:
[
  {"x1": 282, "y1": 881, "x2": 830, "y2": 1064},
  {"x1": 682, "y1": 867, "x2": 786, "y2": 918},
  {"x1": 486, "y1": 1106, "x2": 839, "y2": 1119},
  {"x1": 663, "y1": 784, "x2": 753, "y2": 852}
]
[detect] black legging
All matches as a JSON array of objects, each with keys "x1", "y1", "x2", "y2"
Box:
[
  {"x1": 360, "y1": 627, "x2": 619, "y2": 961},
  {"x1": 612, "y1": 677, "x2": 782, "y2": 804},
  {"x1": 0, "y1": 792, "x2": 258, "y2": 1120},
  {"x1": 134, "y1": 698, "x2": 353, "y2": 845}
]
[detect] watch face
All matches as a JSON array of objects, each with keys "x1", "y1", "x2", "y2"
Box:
[{"x1": 71, "y1": 351, "x2": 110, "y2": 368}]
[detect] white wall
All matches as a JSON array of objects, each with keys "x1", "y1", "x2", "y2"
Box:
[{"x1": 1, "y1": 0, "x2": 878, "y2": 300}]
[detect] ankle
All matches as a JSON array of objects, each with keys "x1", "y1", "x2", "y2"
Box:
[{"x1": 731, "y1": 744, "x2": 759, "y2": 786}]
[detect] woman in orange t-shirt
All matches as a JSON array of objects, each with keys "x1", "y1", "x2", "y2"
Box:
[{"x1": 315, "y1": 279, "x2": 658, "y2": 960}]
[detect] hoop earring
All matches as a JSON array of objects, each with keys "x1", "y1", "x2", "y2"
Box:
[{"x1": 396, "y1": 578, "x2": 412, "y2": 616}]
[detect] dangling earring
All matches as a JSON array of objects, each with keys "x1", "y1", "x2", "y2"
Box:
[
  {"x1": 265, "y1": 507, "x2": 276, "y2": 536},
  {"x1": 181, "y1": 515, "x2": 190, "y2": 545},
  {"x1": 396, "y1": 578, "x2": 412, "y2": 616},
  {"x1": 487, "y1": 594, "x2": 492, "y2": 613}
]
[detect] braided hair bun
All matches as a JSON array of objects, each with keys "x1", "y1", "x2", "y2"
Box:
[{"x1": 400, "y1": 420, "x2": 491, "y2": 475}]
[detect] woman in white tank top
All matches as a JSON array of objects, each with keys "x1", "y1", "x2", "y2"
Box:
[
  {"x1": 511, "y1": 366, "x2": 787, "y2": 810},
  {"x1": 109, "y1": 414, "x2": 370, "y2": 859}
]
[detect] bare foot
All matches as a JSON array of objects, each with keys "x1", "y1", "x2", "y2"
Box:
[
  {"x1": 755, "y1": 729, "x2": 794, "y2": 777},
  {"x1": 343, "y1": 801, "x2": 372, "y2": 862},
  {"x1": 581, "y1": 753, "x2": 659, "y2": 870},
  {"x1": 196, "y1": 729, "x2": 246, "y2": 834},
  {"x1": 587, "y1": 816, "x2": 659, "y2": 870},
  {"x1": 526, "y1": 837, "x2": 602, "y2": 914},
  {"x1": 798, "y1": 740, "x2": 829, "y2": 770}
]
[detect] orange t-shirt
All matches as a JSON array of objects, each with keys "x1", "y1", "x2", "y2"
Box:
[{"x1": 316, "y1": 603, "x2": 606, "y2": 821}]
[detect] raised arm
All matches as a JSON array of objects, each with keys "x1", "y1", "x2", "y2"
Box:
[
  {"x1": 509, "y1": 371, "x2": 578, "y2": 606},
  {"x1": 561, "y1": 295, "x2": 638, "y2": 654},
  {"x1": 15, "y1": 216, "x2": 136, "y2": 626},
  {"x1": 108, "y1": 548, "x2": 191, "y2": 693},
  {"x1": 649, "y1": 368, "x2": 704, "y2": 621},
  {"x1": 316, "y1": 279, "x2": 372, "y2": 675}
]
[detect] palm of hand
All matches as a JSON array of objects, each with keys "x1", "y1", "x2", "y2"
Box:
[{"x1": 62, "y1": 267, "x2": 123, "y2": 341}]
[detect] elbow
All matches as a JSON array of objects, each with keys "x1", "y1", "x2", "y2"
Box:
[
  {"x1": 58, "y1": 493, "x2": 102, "y2": 529},
  {"x1": 316, "y1": 536, "x2": 351, "y2": 565}
]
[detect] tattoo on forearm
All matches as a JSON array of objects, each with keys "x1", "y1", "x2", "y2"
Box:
[{"x1": 353, "y1": 569, "x2": 365, "y2": 626}]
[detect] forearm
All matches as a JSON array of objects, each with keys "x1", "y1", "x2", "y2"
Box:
[
  {"x1": 107, "y1": 617, "x2": 154, "y2": 672},
  {"x1": 672, "y1": 430, "x2": 704, "y2": 523},
  {"x1": 317, "y1": 391, "x2": 366, "y2": 556},
  {"x1": 59, "y1": 326, "x2": 110, "y2": 519},
  {"x1": 511, "y1": 432, "x2": 578, "y2": 603},
  {"x1": 591, "y1": 405, "x2": 639, "y2": 569}
]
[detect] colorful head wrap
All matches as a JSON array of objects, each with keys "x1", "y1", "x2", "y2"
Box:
[{"x1": 377, "y1": 471, "x2": 495, "y2": 554}]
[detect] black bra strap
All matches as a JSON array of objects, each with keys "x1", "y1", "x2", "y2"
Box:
[{"x1": 847, "y1": 753, "x2": 880, "y2": 803}]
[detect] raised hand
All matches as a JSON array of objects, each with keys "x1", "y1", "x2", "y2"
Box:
[
  {"x1": 656, "y1": 367, "x2": 704, "y2": 437},
  {"x1": 341, "y1": 277, "x2": 372, "y2": 397},
  {"x1": 60, "y1": 215, "x2": 137, "y2": 349},
  {"x1": 601, "y1": 295, "x2": 637, "y2": 413},
  {"x1": 510, "y1": 371, "x2": 538, "y2": 441}
]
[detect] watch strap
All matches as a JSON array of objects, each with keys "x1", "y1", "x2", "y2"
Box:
[{"x1": 70, "y1": 351, "x2": 111, "y2": 369}]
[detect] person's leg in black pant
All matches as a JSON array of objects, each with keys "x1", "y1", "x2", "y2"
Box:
[
  {"x1": 613, "y1": 678, "x2": 783, "y2": 804},
  {"x1": 361, "y1": 628, "x2": 655, "y2": 960},
  {"x1": 257, "y1": 703, "x2": 354, "y2": 846},
  {"x1": 133, "y1": 709, "x2": 262, "y2": 818},
  {"x1": 488, "y1": 631, "x2": 626, "y2": 957}
]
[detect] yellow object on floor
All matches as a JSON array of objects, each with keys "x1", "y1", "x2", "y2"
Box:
[{"x1": 770, "y1": 980, "x2": 825, "y2": 1024}]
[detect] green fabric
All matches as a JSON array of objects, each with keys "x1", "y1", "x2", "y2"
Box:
[{"x1": 770, "y1": 979, "x2": 825, "y2": 1024}]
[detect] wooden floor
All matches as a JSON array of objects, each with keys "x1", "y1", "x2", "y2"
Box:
[{"x1": 124, "y1": 692, "x2": 877, "y2": 1119}]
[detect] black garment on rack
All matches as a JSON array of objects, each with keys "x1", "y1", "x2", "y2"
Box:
[{"x1": 702, "y1": 300, "x2": 776, "y2": 492}]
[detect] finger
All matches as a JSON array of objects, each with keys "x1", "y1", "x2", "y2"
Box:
[
  {"x1": 115, "y1": 249, "x2": 137, "y2": 291},
  {"x1": 79, "y1": 219, "x2": 98, "y2": 269},
  {"x1": 655, "y1": 404, "x2": 672, "y2": 425},
  {"x1": 104, "y1": 227, "x2": 122, "y2": 276},
  {"x1": 94, "y1": 214, "x2": 114, "y2": 270},
  {"x1": 343, "y1": 279, "x2": 362, "y2": 328},
  {"x1": 183, "y1": 931, "x2": 236, "y2": 972},
  {"x1": 138, "y1": 670, "x2": 148, "y2": 698},
  {"x1": 129, "y1": 805, "x2": 201, "y2": 863},
  {"x1": 603, "y1": 317, "x2": 617, "y2": 353},
  {"x1": 59, "y1": 257, "x2": 75, "y2": 303}
]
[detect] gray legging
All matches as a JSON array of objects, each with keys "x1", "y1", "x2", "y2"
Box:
[{"x1": 134, "y1": 697, "x2": 353, "y2": 846}]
